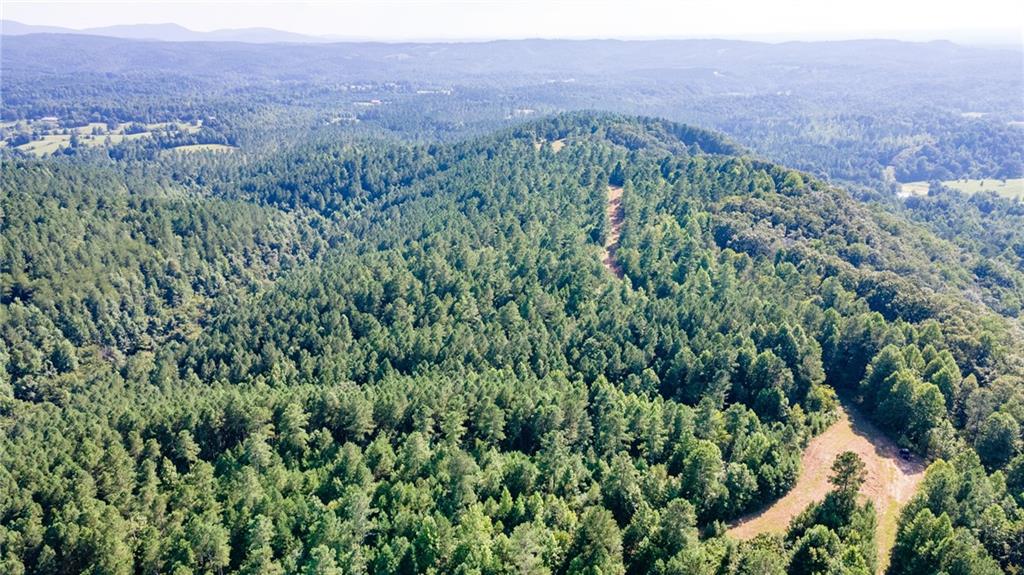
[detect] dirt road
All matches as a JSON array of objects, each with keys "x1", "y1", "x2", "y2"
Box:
[{"x1": 602, "y1": 185, "x2": 624, "y2": 278}]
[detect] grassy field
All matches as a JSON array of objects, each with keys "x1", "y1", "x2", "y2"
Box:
[
  {"x1": 15, "y1": 135, "x2": 70, "y2": 156},
  {"x1": 72, "y1": 122, "x2": 112, "y2": 134},
  {"x1": 5, "y1": 119, "x2": 203, "y2": 155},
  {"x1": 13, "y1": 131, "x2": 158, "y2": 154},
  {"x1": 943, "y1": 177, "x2": 1024, "y2": 198},
  {"x1": 900, "y1": 178, "x2": 1024, "y2": 200},
  {"x1": 728, "y1": 403, "x2": 925, "y2": 573}
]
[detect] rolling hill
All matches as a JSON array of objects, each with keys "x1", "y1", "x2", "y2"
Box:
[{"x1": 2, "y1": 114, "x2": 1021, "y2": 574}]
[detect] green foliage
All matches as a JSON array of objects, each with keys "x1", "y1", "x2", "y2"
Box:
[
  {"x1": 789, "y1": 525, "x2": 841, "y2": 575},
  {"x1": 1, "y1": 114, "x2": 1020, "y2": 575},
  {"x1": 975, "y1": 412, "x2": 1021, "y2": 469},
  {"x1": 894, "y1": 452, "x2": 1024, "y2": 573},
  {"x1": 888, "y1": 509, "x2": 1001, "y2": 575},
  {"x1": 829, "y1": 452, "x2": 867, "y2": 496}
]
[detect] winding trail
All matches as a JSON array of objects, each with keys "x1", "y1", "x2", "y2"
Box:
[
  {"x1": 602, "y1": 185, "x2": 625, "y2": 278},
  {"x1": 727, "y1": 403, "x2": 926, "y2": 572}
]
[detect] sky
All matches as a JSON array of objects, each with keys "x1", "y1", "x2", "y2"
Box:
[{"x1": 3, "y1": 0, "x2": 1023, "y2": 42}]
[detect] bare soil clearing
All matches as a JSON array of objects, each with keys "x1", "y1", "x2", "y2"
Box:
[
  {"x1": 602, "y1": 185, "x2": 625, "y2": 278},
  {"x1": 533, "y1": 138, "x2": 567, "y2": 152},
  {"x1": 727, "y1": 403, "x2": 925, "y2": 571}
]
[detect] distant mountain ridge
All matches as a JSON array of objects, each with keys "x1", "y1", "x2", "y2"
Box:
[
  {"x1": 1, "y1": 19, "x2": 335, "y2": 44},
  {"x1": 4, "y1": 19, "x2": 1022, "y2": 46},
  {"x1": 4, "y1": 31, "x2": 1011, "y2": 81}
]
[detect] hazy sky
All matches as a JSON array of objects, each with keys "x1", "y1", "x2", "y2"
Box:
[{"x1": 4, "y1": 0, "x2": 1023, "y2": 41}]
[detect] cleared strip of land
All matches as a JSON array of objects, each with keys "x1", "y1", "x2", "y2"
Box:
[
  {"x1": 602, "y1": 185, "x2": 624, "y2": 278},
  {"x1": 727, "y1": 403, "x2": 925, "y2": 571}
]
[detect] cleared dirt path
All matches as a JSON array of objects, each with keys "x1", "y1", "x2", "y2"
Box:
[
  {"x1": 602, "y1": 185, "x2": 625, "y2": 278},
  {"x1": 727, "y1": 403, "x2": 926, "y2": 571}
]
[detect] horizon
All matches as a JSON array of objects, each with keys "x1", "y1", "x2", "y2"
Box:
[
  {"x1": 3, "y1": 0, "x2": 1023, "y2": 44},
  {"x1": 3, "y1": 19, "x2": 1021, "y2": 46}
]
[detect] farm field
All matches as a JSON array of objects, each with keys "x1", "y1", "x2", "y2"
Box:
[
  {"x1": 900, "y1": 177, "x2": 1024, "y2": 199},
  {"x1": 5, "y1": 119, "x2": 202, "y2": 155},
  {"x1": 13, "y1": 135, "x2": 69, "y2": 156}
]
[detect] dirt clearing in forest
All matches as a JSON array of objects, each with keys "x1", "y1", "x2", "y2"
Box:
[
  {"x1": 533, "y1": 138, "x2": 566, "y2": 152},
  {"x1": 602, "y1": 185, "x2": 624, "y2": 278},
  {"x1": 727, "y1": 403, "x2": 926, "y2": 571}
]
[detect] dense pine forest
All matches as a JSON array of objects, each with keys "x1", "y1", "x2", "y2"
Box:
[
  {"x1": 1, "y1": 32, "x2": 1023, "y2": 575},
  {"x1": 3, "y1": 112, "x2": 1022, "y2": 574}
]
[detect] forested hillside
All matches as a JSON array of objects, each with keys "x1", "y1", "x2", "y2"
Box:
[{"x1": 2, "y1": 114, "x2": 1021, "y2": 574}]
